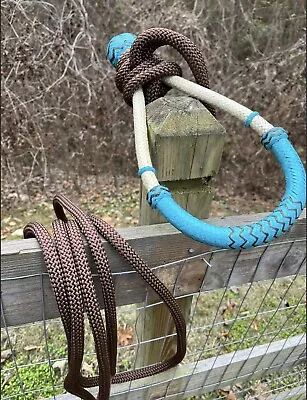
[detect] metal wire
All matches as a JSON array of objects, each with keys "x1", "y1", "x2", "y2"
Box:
[
  {"x1": 1, "y1": 237, "x2": 306, "y2": 400},
  {"x1": 1, "y1": 298, "x2": 26, "y2": 398},
  {"x1": 209, "y1": 241, "x2": 297, "y2": 389},
  {"x1": 245, "y1": 259, "x2": 306, "y2": 383}
]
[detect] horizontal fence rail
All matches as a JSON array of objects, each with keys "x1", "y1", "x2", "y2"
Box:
[
  {"x1": 1, "y1": 210, "x2": 306, "y2": 327},
  {"x1": 1, "y1": 210, "x2": 306, "y2": 400},
  {"x1": 48, "y1": 334, "x2": 306, "y2": 400}
]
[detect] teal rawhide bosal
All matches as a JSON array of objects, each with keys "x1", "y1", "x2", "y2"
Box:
[{"x1": 107, "y1": 28, "x2": 306, "y2": 249}]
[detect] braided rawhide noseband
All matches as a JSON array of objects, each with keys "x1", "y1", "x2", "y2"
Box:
[
  {"x1": 114, "y1": 27, "x2": 216, "y2": 116},
  {"x1": 24, "y1": 195, "x2": 186, "y2": 400},
  {"x1": 108, "y1": 28, "x2": 306, "y2": 250}
]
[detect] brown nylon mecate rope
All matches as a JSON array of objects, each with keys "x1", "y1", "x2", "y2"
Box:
[{"x1": 23, "y1": 195, "x2": 187, "y2": 400}]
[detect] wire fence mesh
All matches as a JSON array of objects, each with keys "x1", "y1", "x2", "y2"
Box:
[{"x1": 1, "y1": 236, "x2": 306, "y2": 400}]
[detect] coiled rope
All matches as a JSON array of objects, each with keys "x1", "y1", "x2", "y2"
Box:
[{"x1": 24, "y1": 195, "x2": 186, "y2": 400}]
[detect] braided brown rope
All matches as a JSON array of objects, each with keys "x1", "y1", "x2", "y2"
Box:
[
  {"x1": 115, "y1": 27, "x2": 216, "y2": 116},
  {"x1": 23, "y1": 195, "x2": 186, "y2": 400}
]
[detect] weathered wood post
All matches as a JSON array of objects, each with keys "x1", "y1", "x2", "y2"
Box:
[{"x1": 136, "y1": 95, "x2": 226, "y2": 368}]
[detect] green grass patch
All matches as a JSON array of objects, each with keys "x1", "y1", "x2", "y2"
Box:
[{"x1": 1, "y1": 362, "x2": 63, "y2": 399}]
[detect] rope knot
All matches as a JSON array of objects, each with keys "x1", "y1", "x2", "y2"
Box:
[
  {"x1": 115, "y1": 49, "x2": 182, "y2": 106},
  {"x1": 113, "y1": 28, "x2": 215, "y2": 115}
]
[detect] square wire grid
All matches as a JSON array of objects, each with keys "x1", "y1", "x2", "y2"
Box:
[{"x1": 1, "y1": 237, "x2": 306, "y2": 400}]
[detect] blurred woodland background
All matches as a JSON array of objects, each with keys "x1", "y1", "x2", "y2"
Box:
[{"x1": 1, "y1": 0, "x2": 306, "y2": 209}]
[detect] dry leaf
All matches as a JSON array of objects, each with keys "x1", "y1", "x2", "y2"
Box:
[
  {"x1": 81, "y1": 361, "x2": 94, "y2": 377},
  {"x1": 118, "y1": 325, "x2": 134, "y2": 346},
  {"x1": 217, "y1": 387, "x2": 237, "y2": 400},
  {"x1": 216, "y1": 387, "x2": 231, "y2": 396},
  {"x1": 219, "y1": 330, "x2": 230, "y2": 339},
  {"x1": 229, "y1": 287, "x2": 240, "y2": 294},
  {"x1": 251, "y1": 320, "x2": 259, "y2": 331},
  {"x1": 1, "y1": 349, "x2": 13, "y2": 364},
  {"x1": 227, "y1": 391, "x2": 237, "y2": 400},
  {"x1": 24, "y1": 345, "x2": 42, "y2": 351},
  {"x1": 251, "y1": 380, "x2": 269, "y2": 398},
  {"x1": 11, "y1": 228, "x2": 24, "y2": 237},
  {"x1": 216, "y1": 390, "x2": 227, "y2": 397},
  {"x1": 103, "y1": 215, "x2": 114, "y2": 224},
  {"x1": 221, "y1": 299, "x2": 237, "y2": 317},
  {"x1": 52, "y1": 359, "x2": 67, "y2": 376}
]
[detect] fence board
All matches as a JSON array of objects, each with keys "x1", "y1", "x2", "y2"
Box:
[
  {"x1": 47, "y1": 334, "x2": 306, "y2": 400},
  {"x1": 269, "y1": 386, "x2": 306, "y2": 400},
  {"x1": 136, "y1": 95, "x2": 225, "y2": 368},
  {"x1": 1, "y1": 211, "x2": 306, "y2": 327}
]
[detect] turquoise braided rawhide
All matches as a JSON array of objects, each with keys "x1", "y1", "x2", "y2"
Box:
[
  {"x1": 107, "y1": 33, "x2": 137, "y2": 67},
  {"x1": 244, "y1": 111, "x2": 259, "y2": 127},
  {"x1": 138, "y1": 166, "x2": 156, "y2": 177},
  {"x1": 146, "y1": 127, "x2": 306, "y2": 249},
  {"x1": 261, "y1": 127, "x2": 288, "y2": 150},
  {"x1": 147, "y1": 185, "x2": 172, "y2": 209}
]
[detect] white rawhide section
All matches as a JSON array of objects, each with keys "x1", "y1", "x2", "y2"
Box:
[
  {"x1": 133, "y1": 75, "x2": 273, "y2": 192},
  {"x1": 132, "y1": 89, "x2": 159, "y2": 191}
]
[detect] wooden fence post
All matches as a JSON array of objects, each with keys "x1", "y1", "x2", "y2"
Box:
[{"x1": 135, "y1": 96, "x2": 226, "y2": 368}]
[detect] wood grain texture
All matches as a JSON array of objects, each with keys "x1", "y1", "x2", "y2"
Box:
[
  {"x1": 137, "y1": 95, "x2": 225, "y2": 368},
  {"x1": 269, "y1": 386, "x2": 306, "y2": 400},
  {"x1": 139, "y1": 95, "x2": 225, "y2": 225},
  {"x1": 1, "y1": 211, "x2": 305, "y2": 327},
  {"x1": 47, "y1": 334, "x2": 306, "y2": 400}
]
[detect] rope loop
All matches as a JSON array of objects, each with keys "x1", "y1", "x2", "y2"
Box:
[
  {"x1": 24, "y1": 194, "x2": 187, "y2": 399},
  {"x1": 114, "y1": 28, "x2": 216, "y2": 115},
  {"x1": 116, "y1": 51, "x2": 182, "y2": 106}
]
